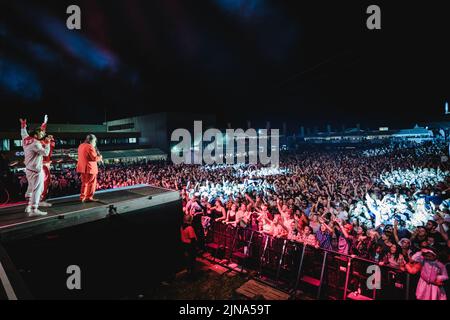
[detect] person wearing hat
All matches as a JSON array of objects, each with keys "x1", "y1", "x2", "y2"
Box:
[
  {"x1": 76, "y1": 134, "x2": 102, "y2": 202},
  {"x1": 406, "y1": 247, "x2": 448, "y2": 300},
  {"x1": 39, "y1": 117, "x2": 56, "y2": 208},
  {"x1": 20, "y1": 117, "x2": 51, "y2": 216},
  {"x1": 334, "y1": 218, "x2": 354, "y2": 255},
  {"x1": 23, "y1": 114, "x2": 55, "y2": 208}
]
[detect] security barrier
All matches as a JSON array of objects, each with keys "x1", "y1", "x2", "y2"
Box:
[{"x1": 205, "y1": 222, "x2": 415, "y2": 300}]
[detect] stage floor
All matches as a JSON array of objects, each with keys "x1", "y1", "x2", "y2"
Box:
[
  {"x1": 0, "y1": 185, "x2": 180, "y2": 242},
  {"x1": 0, "y1": 184, "x2": 182, "y2": 300}
]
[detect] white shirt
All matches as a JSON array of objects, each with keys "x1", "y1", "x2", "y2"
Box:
[
  {"x1": 21, "y1": 128, "x2": 50, "y2": 172},
  {"x1": 337, "y1": 210, "x2": 349, "y2": 221}
]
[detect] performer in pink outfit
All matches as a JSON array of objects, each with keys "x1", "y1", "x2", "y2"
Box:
[
  {"x1": 406, "y1": 247, "x2": 448, "y2": 300},
  {"x1": 39, "y1": 115, "x2": 55, "y2": 207}
]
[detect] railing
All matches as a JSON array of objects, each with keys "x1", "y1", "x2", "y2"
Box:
[{"x1": 205, "y1": 222, "x2": 416, "y2": 300}]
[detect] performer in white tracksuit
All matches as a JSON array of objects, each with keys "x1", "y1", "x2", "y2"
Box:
[
  {"x1": 23, "y1": 115, "x2": 54, "y2": 208},
  {"x1": 20, "y1": 118, "x2": 51, "y2": 217}
]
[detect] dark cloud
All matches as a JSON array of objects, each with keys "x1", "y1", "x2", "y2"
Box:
[{"x1": 0, "y1": 0, "x2": 448, "y2": 131}]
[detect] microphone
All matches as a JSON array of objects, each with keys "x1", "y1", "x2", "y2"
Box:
[{"x1": 95, "y1": 146, "x2": 105, "y2": 167}]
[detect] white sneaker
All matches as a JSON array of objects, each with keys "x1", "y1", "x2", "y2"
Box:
[
  {"x1": 28, "y1": 209, "x2": 48, "y2": 217},
  {"x1": 39, "y1": 201, "x2": 53, "y2": 207},
  {"x1": 24, "y1": 205, "x2": 32, "y2": 214}
]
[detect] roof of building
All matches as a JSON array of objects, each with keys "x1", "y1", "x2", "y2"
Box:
[
  {"x1": 101, "y1": 148, "x2": 167, "y2": 159},
  {"x1": 305, "y1": 129, "x2": 396, "y2": 138},
  {"x1": 29, "y1": 123, "x2": 108, "y2": 133},
  {"x1": 304, "y1": 126, "x2": 433, "y2": 139},
  {"x1": 0, "y1": 131, "x2": 140, "y2": 139},
  {"x1": 394, "y1": 127, "x2": 432, "y2": 136}
]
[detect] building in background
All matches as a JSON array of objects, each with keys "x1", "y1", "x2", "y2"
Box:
[
  {"x1": 0, "y1": 121, "x2": 166, "y2": 168},
  {"x1": 297, "y1": 124, "x2": 434, "y2": 145},
  {"x1": 105, "y1": 112, "x2": 217, "y2": 153}
]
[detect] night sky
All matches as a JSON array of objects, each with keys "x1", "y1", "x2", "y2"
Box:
[{"x1": 0, "y1": 0, "x2": 448, "y2": 132}]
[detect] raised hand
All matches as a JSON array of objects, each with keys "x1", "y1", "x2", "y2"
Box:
[
  {"x1": 43, "y1": 114, "x2": 48, "y2": 124},
  {"x1": 19, "y1": 118, "x2": 27, "y2": 128},
  {"x1": 434, "y1": 214, "x2": 444, "y2": 224},
  {"x1": 434, "y1": 280, "x2": 444, "y2": 286}
]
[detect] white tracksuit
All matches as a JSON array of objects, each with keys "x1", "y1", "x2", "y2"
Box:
[{"x1": 21, "y1": 128, "x2": 50, "y2": 209}]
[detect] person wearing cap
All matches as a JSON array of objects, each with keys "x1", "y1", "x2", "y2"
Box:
[
  {"x1": 20, "y1": 116, "x2": 51, "y2": 217},
  {"x1": 39, "y1": 114, "x2": 55, "y2": 208},
  {"x1": 23, "y1": 114, "x2": 55, "y2": 208},
  {"x1": 334, "y1": 218, "x2": 354, "y2": 255},
  {"x1": 406, "y1": 247, "x2": 448, "y2": 300},
  {"x1": 76, "y1": 134, "x2": 102, "y2": 202}
]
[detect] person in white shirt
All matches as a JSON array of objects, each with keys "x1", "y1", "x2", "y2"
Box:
[
  {"x1": 23, "y1": 114, "x2": 53, "y2": 208},
  {"x1": 20, "y1": 118, "x2": 51, "y2": 217}
]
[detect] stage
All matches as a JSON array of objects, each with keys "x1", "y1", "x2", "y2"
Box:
[
  {"x1": 0, "y1": 184, "x2": 182, "y2": 299},
  {"x1": 0, "y1": 185, "x2": 180, "y2": 242}
]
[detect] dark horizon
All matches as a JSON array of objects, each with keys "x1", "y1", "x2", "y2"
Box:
[{"x1": 1, "y1": 0, "x2": 448, "y2": 131}]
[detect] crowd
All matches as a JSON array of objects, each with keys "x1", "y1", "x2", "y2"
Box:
[
  {"x1": 15, "y1": 161, "x2": 176, "y2": 198},
  {"x1": 11, "y1": 142, "x2": 450, "y2": 299},
  {"x1": 380, "y1": 167, "x2": 448, "y2": 189},
  {"x1": 180, "y1": 143, "x2": 450, "y2": 299}
]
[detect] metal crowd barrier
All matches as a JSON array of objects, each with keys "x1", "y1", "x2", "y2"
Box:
[{"x1": 204, "y1": 221, "x2": 415, "y2": 300}]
